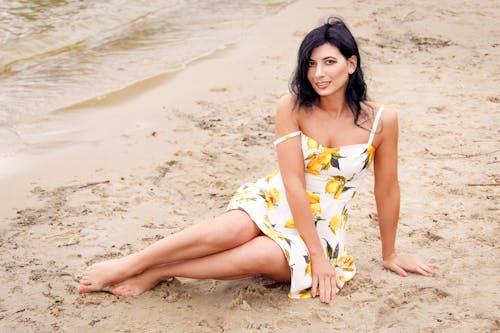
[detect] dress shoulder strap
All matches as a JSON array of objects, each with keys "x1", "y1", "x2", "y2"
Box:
[
  {"x1": 367, "y1": 106, "x2": 384, "y2": 146},
  {"x1": 273, "y1": 130, "x2": 302, "y2": 146}
]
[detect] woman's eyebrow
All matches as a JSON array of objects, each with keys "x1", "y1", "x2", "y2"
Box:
[{"x1": 309, "y1": 56, "x2": 337, "y2": 61}]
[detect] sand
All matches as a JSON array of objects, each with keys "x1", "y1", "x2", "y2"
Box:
[{"x1": 1, "y1": 0, "x2": 499, "y2": 332}]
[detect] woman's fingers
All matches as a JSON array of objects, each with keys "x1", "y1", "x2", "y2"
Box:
[
  {"x1": 310, "y1": 260, "x2": 339, "y2": 303},
  {"x1": 390, "y1": 263, "x2": 408, "y2": 277},
  {"x1": 319, "y1": 277, "x2": 326, "y2": 302},
  {"x1": 415, "y1": 266, "x2": 432, "y2": 276},
  {"x1": 403, "y1": 258, "x2": 435, "y2": 276},
  {"x1": 318, "y1": 275, "x2": 338, "y2": 303},
  {"x1": 420, "y1": 263, "x2": 436, "y2": 274},
  {"x1": 311, "y1": 276, "x2": 318, "y2": 298},
  {"x1": 330, "y1": 275, "x2": 337, "y2": 300},
  {"x1": 322, "y1": 277, "x2": 332, "y2": 303},
  {"x1": 414, "y1": 264, "x2": 435, "y2": 276},
  {"x1": 385, "y1": 256, "x2": 436, "y2": 278}
]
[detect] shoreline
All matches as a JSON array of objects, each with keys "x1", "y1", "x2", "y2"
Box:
[
  {"x1": 1, "y1": 0, "x2": 499, "y2": 332},
  {"x1": 0, "y1": 39, "x2": 244, "y2": 184},
  {"x1": 0, "y1": 0, "x2": 292, "y2": 132},
  {"x1": 0, "y1": 40, "x2": 242, "y2": 168},
  {"x1": 52, "y1": 41, "x2": 239, "y2": 114}
]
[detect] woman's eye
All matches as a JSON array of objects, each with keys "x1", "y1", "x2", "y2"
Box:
[
  {"x1": 307, "y1": 61, "x2": 316, "y2": 67},
  {"x1": 325, "y1": 59, "x2": 336, "y2": 65}
]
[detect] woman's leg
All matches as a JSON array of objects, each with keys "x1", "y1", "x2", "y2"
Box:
[
  {"x1": 108, "y1": 235, "x2": 290, "y2": 297},
  {"x1": 79, "y1": 210, "x2": 260, "y2": 293}
]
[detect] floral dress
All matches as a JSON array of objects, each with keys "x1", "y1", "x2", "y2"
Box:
[{"x1": 226, "y1": 107, "x2": 384, "y2": 299}]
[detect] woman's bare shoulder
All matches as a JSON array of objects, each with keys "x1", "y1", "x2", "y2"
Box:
[
  {"x1": 361, "y1": 101, "x2": 398, "y2": 124},
  {"x1": 275, "y1": 94, "x2": 300, "y2": 120},
  {"x1": 276, "y1": 93, "x2": 297, "y2": 111},
  {"x1": 379, "y1": 103, "x2": 398, "y2": 127},
  {"x1": 369, "y1": 103, "x2": 399, "y2": 146},
  {"x1": 275, "y1": 94, "x2": 300, "y2": 134}
]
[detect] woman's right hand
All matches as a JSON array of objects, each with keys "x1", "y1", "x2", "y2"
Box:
[{"x1": 310, "y1": 255, "x2": 341, "y2": 304}]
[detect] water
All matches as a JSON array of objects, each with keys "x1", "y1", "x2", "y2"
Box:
[{"x1": 0, "y1": 0, "x2": 294, "y2": 146}]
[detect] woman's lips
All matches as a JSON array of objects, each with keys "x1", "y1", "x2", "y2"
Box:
[{"x1": 315, "y1": 81, "x2": 331, "y2": 89}]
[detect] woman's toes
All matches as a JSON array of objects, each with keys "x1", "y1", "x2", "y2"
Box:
[{"x1": 109, "y1": 285, "x2": 126, "y2": 297}]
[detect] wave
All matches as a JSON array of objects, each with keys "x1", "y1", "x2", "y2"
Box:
[
  {"x1": 0, "y1": 0, "x2": 181, "y2": 74},
  {"x1": 0, "y1": 0, "x2": 295, "y2": 127}
]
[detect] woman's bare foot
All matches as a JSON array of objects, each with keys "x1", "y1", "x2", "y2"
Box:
[
  {"x1": 79, "y1": 255, "x2": 140, "y2": 293},
  {"x1": 108, "y1": 269, "x2": 170, "y2": 297}
]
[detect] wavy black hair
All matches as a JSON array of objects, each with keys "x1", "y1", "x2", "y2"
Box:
[{"x1": 290, "y1": 17, "x2": 368, "y2": 124}]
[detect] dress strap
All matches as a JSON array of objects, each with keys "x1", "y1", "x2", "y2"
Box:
[
  {"x1": 367, "y1": 106, "x2": 384, "y2": 146},
  {"x1": 273, "y1": 130, "x2": 302, "y2": 146}
]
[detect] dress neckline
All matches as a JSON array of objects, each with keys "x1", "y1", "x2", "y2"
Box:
[{"x1": 301, "y1": 132, "x2": 372, "y2": 150}]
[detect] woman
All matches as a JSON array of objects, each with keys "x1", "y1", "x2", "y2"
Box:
[{"x1": 79, "y1": 17, "x2": 434, "y2": 304}]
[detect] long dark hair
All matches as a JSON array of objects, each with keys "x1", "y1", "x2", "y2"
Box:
[{"x1": 290, "y1": 17, "x2": 368, "y2": 124}]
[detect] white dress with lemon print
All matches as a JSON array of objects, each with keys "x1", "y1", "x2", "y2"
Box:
[{"x1": 226, "y1": 107, "x2": 384, "y2": 299}]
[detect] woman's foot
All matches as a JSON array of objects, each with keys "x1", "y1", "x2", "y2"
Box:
[
  {"x1": 79, "y1": 255, "x2": 139, "y2": 293},
  {"x1": 108, "y1": 269, "x2": 170, "y2": 297}
]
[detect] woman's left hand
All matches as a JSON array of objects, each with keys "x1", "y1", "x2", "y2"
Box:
[{"x1": 383, "y1": 253, "x2": 436, "y2": 277}]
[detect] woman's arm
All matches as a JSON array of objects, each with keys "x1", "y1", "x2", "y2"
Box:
[
  {"x1": 373, "y1": 107, "x2": 400, "y2": 260},
  {"x1": 373, "y1": 107, "x2": 435, "y2": 277},
  {"x1": 275, "y1": 95, "x2": 339, "y2": 303}
]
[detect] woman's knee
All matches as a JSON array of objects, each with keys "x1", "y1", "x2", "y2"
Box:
[
  {"x1": 246, "y1": 236, "x2": 289, "y2": 276},
  {"x1": 201, "y1": 210, "x2": 260, "y2": 249}
]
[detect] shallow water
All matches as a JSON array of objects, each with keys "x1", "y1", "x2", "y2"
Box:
[{"x1": 0, "y1": 0, "x2": 294, "y2": 127}]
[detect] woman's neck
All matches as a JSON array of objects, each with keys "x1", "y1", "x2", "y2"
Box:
[{"x1": 317, "y1": 93, "x2": 349, "y2": 119}]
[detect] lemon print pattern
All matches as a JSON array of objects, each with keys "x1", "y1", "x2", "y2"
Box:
[{"x1": 226, "y1": 107, "x2": 384, "y2": 299}]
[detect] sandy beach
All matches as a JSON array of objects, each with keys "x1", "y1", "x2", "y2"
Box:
[{"x1": 1, "y1": 0, "x2": 499, "y2": 332}]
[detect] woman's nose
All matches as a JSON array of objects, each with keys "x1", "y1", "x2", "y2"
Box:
[{"x1": 314, "y1": 64, "x2": 325, "y2": 78}]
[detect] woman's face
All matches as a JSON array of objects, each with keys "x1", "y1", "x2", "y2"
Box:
[{"x1": 306, "y1": 43, "x2": 356, "y2": 98}]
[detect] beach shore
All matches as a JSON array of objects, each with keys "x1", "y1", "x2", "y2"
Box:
[{"x1": 1, "y1": 0, "x2": 499, "y2": 332}]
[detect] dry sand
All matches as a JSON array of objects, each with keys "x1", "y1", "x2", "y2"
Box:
[{"x1": 1, "y1": 0, "x2": 499, "y2": 332}]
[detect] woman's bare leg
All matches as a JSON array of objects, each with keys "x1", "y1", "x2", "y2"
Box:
[
  {"x1": 108, "y1": 235, "x2": 290, "y2": 297},
  {"x1": 79, "y1": 210, "x2": 260, "y2": 293}
]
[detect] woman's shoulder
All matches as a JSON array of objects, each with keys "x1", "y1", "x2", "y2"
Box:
[
  {"x1": 361, "y1": 101, "x2": 398, "y2": 127},
  {"x1": 275, "y1": 94, "x2": 300, "y2": 120},
  {"x1": 362, "y1": 102, "x2": 399, "y2": 147},
  {"x1": 276, "y1": 93, "x2": 297, "y2": 111},
  {"x1": 378, "y1": 103, "x2": 398, "y2": 130},
  {"x1": 275, "y1": 94, "x2": 300, "y2": 133}
]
